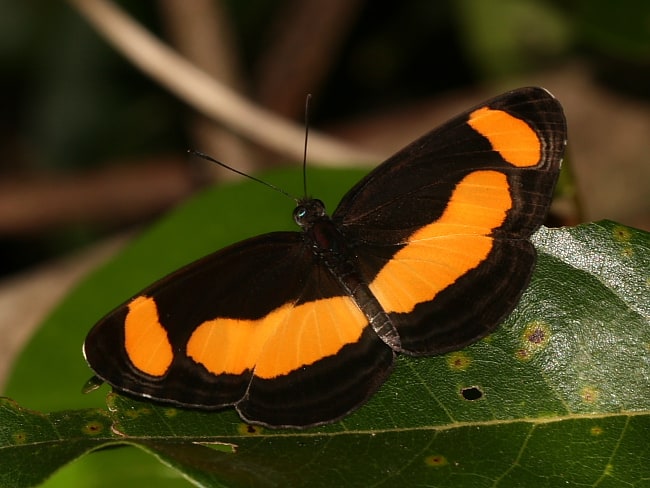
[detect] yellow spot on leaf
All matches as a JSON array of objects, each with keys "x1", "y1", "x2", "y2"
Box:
[
  {"x1": 123, "y1": 406, "x2": 152, "y2": 419},
  {"x1": 424, "y1": 454, "x2": 448, "y2": 467},
  {"x1": 612, "y1": 225, "x2": 632, "y2": 243},
  {"x1": 515, "y1": 349, "x2": 530, "y2": 361},
  {"x1": 238, "y1": 423, "x2": 264, "y2": 435},
  {"x1": 446, "y1": 351, "x2": 472, "y2": 371},
  {"x1": 621, "y1": 246, "x2": 634, "y2": 258},
  {"x1": 590, "y1": 426, "x2": 604, "y2": 436},
  {"x1": 12, "y1": 432, "x2": 27, "y2": 444},
  {"x1": 517, "y1": 320, "x2": 551, "y2": 360},
  {"x1": 580, "y1": 386, "x2": 599, "y2": 404},
  {"x1": 82, "y1": 421, "x2": 104, "y2": 436},
  {"x1": 164, "y1": 408, "x2": 178, "y2": 418}
]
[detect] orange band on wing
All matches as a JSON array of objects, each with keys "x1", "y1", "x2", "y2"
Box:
[
  {"x1": 124, "y1": 296, "x2": 174, "y2": 377},
  {"x1": 187, "y1": 295, "x2": 367, "y2": 379},
  {"x1": 468, "y1": 107, "x2": 541, "y2": 167},
  {"x1": 369, "y1": 170, "x2": 511, "y2": 313}
]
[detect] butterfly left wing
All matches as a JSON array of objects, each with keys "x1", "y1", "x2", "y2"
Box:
[
  {"x1": 332, "y1": 87, "x2": 567, "y2": 354},
  {"x1": 84, "y1": 232, "x2": 394, "y2": 428}
]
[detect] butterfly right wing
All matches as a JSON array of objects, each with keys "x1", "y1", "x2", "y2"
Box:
[{"x1": 332, "y1": 87, "x2": 566, "y2": 355}]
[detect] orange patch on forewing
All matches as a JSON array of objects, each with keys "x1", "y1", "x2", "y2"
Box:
[
  {"x1": 468, "y1": 107, "x2": 541, "y2": 167},
  {"x1": 124, "y1": 296, "x2": 174, "y2": 376},
  {"x1": 187, "y1": 296, "x2": 367, "y2": 379},
  {"x1": 256, "y1": 296, "x2": 367, "y2": 379},
  {"x1": 370, "y1": 170, "x2": 511, "y2": 313}
]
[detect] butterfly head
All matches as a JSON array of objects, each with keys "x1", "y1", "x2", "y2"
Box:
[{"x1": 293, "y1": 198, "x2": 327, "y2": 229}]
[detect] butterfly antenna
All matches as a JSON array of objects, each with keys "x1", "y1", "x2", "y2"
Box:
[
  {"x1": 302, "y1": 93, "x2": 312, "y2": 198},
  {"x1": 188, "y1": 150, "x2": 297, "y2": 201}
]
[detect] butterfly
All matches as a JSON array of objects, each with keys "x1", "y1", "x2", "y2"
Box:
[{"x1": 84, "y1": 86, "x2": 566, "y2": 428}]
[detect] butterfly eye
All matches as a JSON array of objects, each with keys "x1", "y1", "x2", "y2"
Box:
[{"x1": 293, "y1": 206, "x2": 308, "y2": 225}]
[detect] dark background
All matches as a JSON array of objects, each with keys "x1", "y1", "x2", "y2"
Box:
[{"x1": 1, "y1": 0, "x2": 649, "y2": 277}]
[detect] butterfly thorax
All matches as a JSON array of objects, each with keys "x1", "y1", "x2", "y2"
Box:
[
  {"x1": 294, "y1": 198, "x2": 347, "y2": 264},
  {"x1": 294, "y1": 197, "x2": 402, "y2": 350}
]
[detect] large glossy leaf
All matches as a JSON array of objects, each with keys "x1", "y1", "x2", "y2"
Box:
[{"x1": 2, "y1": 168, "x2": 648, "y2": 487}]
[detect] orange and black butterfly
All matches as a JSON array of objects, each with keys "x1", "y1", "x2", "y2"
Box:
[{"x1": 84, "y1": 87, "x2": 567, "y2": 428}]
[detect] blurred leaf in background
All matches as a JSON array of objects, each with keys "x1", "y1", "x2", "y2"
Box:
[{"x1": 1, "y1": 0, "x2": 649, "y2": 275}]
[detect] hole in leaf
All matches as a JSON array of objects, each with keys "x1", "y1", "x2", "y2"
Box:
[{"x1": 460, "y1": 386, "x2": 483, "y2": 401}]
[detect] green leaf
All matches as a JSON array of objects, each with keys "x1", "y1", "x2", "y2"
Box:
[
  {"x1": 454, "y1": 0, "x2": 571, "y2": 78},
  {"x1": 0, "y1": 398, "x2": 117, "y2": 487},
  {"x1": 2, "y1": 168, "x2": 649, "y2": 487}
]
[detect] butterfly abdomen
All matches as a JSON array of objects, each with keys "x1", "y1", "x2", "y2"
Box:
[{"x1": 301, "y1": 212, "x2": 403, "y2": 350}]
